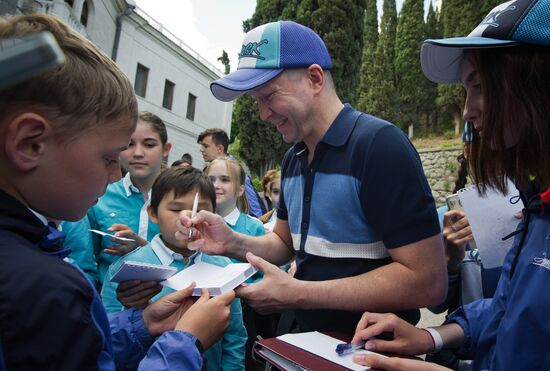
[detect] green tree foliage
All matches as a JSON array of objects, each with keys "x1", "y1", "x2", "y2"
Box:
[
  {"x1": 438, "y1": 0, "x2": 485, "y2": 134},
  {"x1": 394, "y1": 0, "x2": 425, "y2": 135},
  {"x1": 422, "y1": 2, "x2": 441, "y2": 134},
  {"x1": 365, "y1": 0, "x2": 397, "y2": 123},
  {"x1": 217, "y1": 50, "x2": 230, "y2": 75},
  {"x1": 356, "y1": 0, "x2": 378, "y2": 113},
  {"x1": 295, "y1": 0, "x2": 366, "y2": 104}
]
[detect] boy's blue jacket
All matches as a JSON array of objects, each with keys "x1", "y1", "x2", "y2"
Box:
[
  {"x1": 0, "y1": 190, "x2": 202, "y2": 370},
  {"x1": 448, "y1": 204, "x2": 550, "y2": 370}
]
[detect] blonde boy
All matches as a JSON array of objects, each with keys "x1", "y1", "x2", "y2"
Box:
[{"x1": 0, "y1": 14, "x2": 232, "y2": 370}]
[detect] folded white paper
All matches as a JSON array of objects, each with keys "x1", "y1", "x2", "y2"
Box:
[
  {"x1": 110, "y1": 261, "x2": 177, "y2": 283},
  {"x1": 89, "y1": 229, "x2": 135, "y2": 242},
  {"x1": 162, "y1": 261, "x2": 257, "y2": 296}
]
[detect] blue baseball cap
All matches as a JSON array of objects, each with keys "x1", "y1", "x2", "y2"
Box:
[
  {"x1": 210, "y1": 21, "x2": 332, "y2": 102},
  {"x1": 421, "y1": 0, "x2": 550, "y2": 83}
]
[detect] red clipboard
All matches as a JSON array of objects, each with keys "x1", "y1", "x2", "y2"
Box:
[{"x1": 253, "y1": 332, "x2": 352, "y2": 370}]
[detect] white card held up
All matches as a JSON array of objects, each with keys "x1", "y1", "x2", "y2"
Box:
[
  {"x1": 110, "y1": 261, "x2": 178, "y2": 283},
  {"x1": 162, "y1": 261, "x2": 257, "y2": 296},
  {"x1": 89, "y1": 229, "x2": 135, "y2": 242},
  {"x1": 458, "y1": 180, "x2": 523, "y2": 268}
]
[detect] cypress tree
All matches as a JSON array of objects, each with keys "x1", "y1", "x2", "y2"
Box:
[
  {"x1": 394, "y1": 0, "x2": 425, "y2": 137},
  {"x1": 421, "y1": 1, "x2": 440, "y2": 134},
  {"x1": 356, "y1": 0, "x2": 378, "y2": 113},
  {"x1": 365, "y1": 0, "x2": 397, "y2": 123}
]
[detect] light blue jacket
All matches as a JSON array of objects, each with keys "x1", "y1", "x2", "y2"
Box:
[
  {"x1": 448, "y1": 209, "x2": 550, "y2": 370},
  {"x1": 102, "y1": 235, "x2": 247, "y2": 371},
  {"x1": 63, "y1": 174, "x2": 159, "y2": 287}
]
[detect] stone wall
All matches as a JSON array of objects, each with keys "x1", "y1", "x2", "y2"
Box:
[{"x1": 417, "y1": 147, "x2": 466, "y2": 207}]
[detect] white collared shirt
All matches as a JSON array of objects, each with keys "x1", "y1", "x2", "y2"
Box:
[
  {"x1": 224, "y1": 207, "x2": 241, "y2": 227},
  {"x1": 149, "y1": 234, "x2": 200, "y2": 266},
  {"x1": 122, "y1": 172, "x2": 152, "y2": 239}
]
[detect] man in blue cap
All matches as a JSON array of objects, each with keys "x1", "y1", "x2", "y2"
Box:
[{"x1": 179, "y1": 20, "x2": 447, "y2": 334}]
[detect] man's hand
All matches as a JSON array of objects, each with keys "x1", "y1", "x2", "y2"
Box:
[
  {"x1": 142, "y1": 284, "x2": 197, "y2": 337},
  {"x1": 351, "y1": 312, "x2": 434, "y2": 356},
  {"x1": 176, "y1": 210, "x2": 234, "y2": 256},
  {"x1": 236, "y1": 252, "x2": 298, "y2": 314},
  {"x1": 104, "y1": 224, "x2": 148, "y2": 256},
  {"x1": 176, "y1": 289, "x2": 235, "y2": 349},
  {"x1": 353, "y1": 354, "x2": 451, "y2": 371},
  {"x1": 116, "y1": 280, "x2": 162, "y2": 309}
]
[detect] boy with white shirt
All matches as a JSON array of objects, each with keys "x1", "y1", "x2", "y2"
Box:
[{"x1": 102, "y1": 167, "x2": 247, "y2": 371}]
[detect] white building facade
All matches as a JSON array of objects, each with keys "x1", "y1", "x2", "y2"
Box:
[{"x1": 3, "y1": 0, "x2": 233, "y2": 168}]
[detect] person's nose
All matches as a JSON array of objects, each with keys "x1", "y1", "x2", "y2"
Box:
[
  {"x1": 257, "y1": 100, "x2": 272, "y2": 121},
  {"x1": 133, "y1": 143, "x2": 145, "y2": 157},
  {"x1": 463, "y1": 94, "x2": 477, "y2": 124}
]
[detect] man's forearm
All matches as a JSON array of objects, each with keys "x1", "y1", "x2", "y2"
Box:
[{"x1": 225, "y1": 230, "x2": 294, "y2": 266}]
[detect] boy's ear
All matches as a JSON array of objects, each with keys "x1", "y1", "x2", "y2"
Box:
[
  {"x1": 4, "y1": 113, "x2": 52, "y2": 172},
  {"x1": 215, "y1": 143, "x2": 225, "y2": 155},
  {"x1": 147, "y1": 204, "x2": 159, "y2": 225}
]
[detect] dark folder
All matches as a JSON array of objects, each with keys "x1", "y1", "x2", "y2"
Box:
[{"x1": 254, "y1": 333, "x2": 352, "y2": 370}]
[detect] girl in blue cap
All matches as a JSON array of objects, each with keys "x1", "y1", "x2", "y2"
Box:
[{"x1": 351, "y1": 0, "x2": 550, "y2": 369}]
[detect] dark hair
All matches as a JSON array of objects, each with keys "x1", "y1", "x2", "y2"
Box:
[
  {"x1": 468, "y1": 44, "x2": 550, "y2": 193},
  {"x1": 453, "y1": 151, "x2": 469, "y2": 194},
  {"x1": 139, "y1": 111, "x2": 168, "y2": 146},
  {"x1": 197, "y1": 128, "x2": 229, "y2": 153},
  {"x1": 181, "y1": 153, "x2": 193, "y2": 164},
  {"x1": 150, "y1": 167, "x2": 216, "y2": 214},
  {"x1": 0, "y1": 14, "x2": 137, "y2": 142}
]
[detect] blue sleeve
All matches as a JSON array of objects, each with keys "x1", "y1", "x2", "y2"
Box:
[
  {"x1": 101, "y1": 262, "x2": 124, "y2": 313},
  {"x1": 109, "y1": 309, "x2": 202, "y2": 371},
  {"x1": 138, "y1": 331, "x2": 202, "y2": 371},
  {"x1": 220, "y1": 298, "x2": 247, "y2": 370},
  {"x1": 360, "y1": 125, "x2": 440, "y2": 248},
  {"x1": 62, "y1": 217, "x2": 99, "y2": 287},
  {"x1": 244, "y1": 175, "x2": 265, "y2": 218},
  {"x1": 447, "y1": 298, "x2": 493, "y2": 358}
]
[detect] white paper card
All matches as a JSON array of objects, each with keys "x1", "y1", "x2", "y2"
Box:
[
  {"x1": 89, "y1": 229, "x2": 135, "y2": 242},
  {"x1": 458, "y1": 180, "x2": 523, "y2": 268},
  {"x1": 277, "y1": 331, "x2": 387, "y2": 370},
  {"x1": 162, "y1": 261, "x2": 257, "y2": 296},
  {"x1": 110, "y1": 261, "x2": 177, "y2": 283}
]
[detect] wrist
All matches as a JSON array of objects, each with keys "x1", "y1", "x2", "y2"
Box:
[{"x1": 423, "y1": 327, "x2": 444, "y2": 353}]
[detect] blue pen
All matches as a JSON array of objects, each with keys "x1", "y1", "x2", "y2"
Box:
[{"x1": 335, "y1": 340, "x2": 366, "y2": 356}]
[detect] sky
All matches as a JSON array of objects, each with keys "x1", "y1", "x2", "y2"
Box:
[{"x1": 134, "y1": 0, "x2": 435, "y2": 73}]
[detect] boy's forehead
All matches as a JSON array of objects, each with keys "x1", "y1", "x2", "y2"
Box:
[{"x1": 163, "y1": 190, "x2": 214, "y2": 210}]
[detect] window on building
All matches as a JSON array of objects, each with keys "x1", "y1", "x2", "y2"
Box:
[
  {"x1": 134, "y1": 64, "x2": 149, "y2": 98},
  {"x1": 80, "y1": 0, "x2": 89, "y2": 27},
  {"x1": 186, "y1": 93, "x2": 197, "y2": 121},
  {"x1": 162, "y1": 80, "x2": 175, "y2": 110}
]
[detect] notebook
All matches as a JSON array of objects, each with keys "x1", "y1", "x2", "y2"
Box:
[
  {"x1": 162, "y1": 261, "x2": 257, "y2": 296},
  {"x1": 110, "y1": 261, "x2": 178, "y2": 283}
]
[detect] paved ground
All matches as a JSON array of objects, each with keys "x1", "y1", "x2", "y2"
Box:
[{"x1": 418, "y1": 307, "x2": 447, "y2": 328}]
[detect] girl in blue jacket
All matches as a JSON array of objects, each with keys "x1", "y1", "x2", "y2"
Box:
[{"x1": 351, "y1": 1, "x2": 550, "y2": 370}]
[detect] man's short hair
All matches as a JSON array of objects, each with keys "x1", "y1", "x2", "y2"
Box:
[
  {"x1": 0, "y1": 14, "x2": 137, "y2": 141},
  {"x1": 197, "y1": 128, "x2": 229, "y2": 153}
]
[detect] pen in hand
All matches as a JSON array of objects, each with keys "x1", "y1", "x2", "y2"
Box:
[
  {"x1": 335, "y1": 340, "x2": 366, "y2": 356},
  {"x1": 188, "y1": 192, "x2": 199, "y2": 239}
]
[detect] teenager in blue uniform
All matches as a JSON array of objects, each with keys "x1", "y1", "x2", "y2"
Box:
[
  {"x1": 0, "y1": 14, "x2": 234, "y2": 370},
  {"x1": 351, "y1": 1, "x2": 550, "y2": 370},
  {"x1": 206, "y1": 156, "x2": 266, "y2": 259},
  {"x1": 102, "y1": 167, "x2": 247, "y2": 370},
  {"x1": 179, "y1": 20, "x2": 446, "y2": 335},
  {"x1": 63, "y1": 112, "x2": 171, "y2": 287}
]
